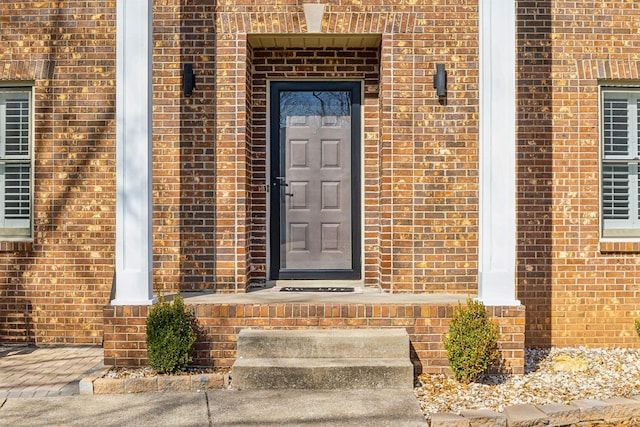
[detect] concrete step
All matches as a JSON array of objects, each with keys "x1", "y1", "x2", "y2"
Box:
[
  {"x1": 232, "y1": 328, "x2": 414, "y2": 390},
  {"x1": 232, "y1": 357, "x2": 414, "y2": 389},
  {"x1": 236, "y1": 328, "x2": 409, "y2": 359}
]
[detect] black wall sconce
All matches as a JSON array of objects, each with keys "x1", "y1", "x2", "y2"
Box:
[
  {"x1": 183, "y1": 63, "x2": 196, "y2": 97},
  {"x1": 433, "y1": 64, "x2": 447, "y2": 104}
]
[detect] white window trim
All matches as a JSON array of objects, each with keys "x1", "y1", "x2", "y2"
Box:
[{"x1": 0, "y1": 85, "x2": 33, "y2": 240}]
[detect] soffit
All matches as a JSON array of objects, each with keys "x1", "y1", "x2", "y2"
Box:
[{"x1": 247, "y1": 34, "x2": 381, "y2": 49}]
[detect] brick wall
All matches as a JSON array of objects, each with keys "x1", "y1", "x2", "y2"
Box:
[
  {"x1": 151, "y1": 1, "x2": 217, "y2": 292},
  {"x1": 516, "y1": 0, "x2": 640, "y2": 348},
  {"x1": 0, "y1": 2, "x2": 116, "y2": 345},
  {"x1": 103, "y1": 300, "x2": 526, "y2": 376},
  {"x1": 2, "y1": 0, "x2": 640, "y2": 350},
  {"x1": 0, "y1": 1, "x2": 219, "y2": 345},
  {"x1": 213, "y1": 1, "x2": 480, "y2": 293}
]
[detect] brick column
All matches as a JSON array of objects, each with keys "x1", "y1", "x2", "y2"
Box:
[
  {"x1": 478, "y1": 0, "x2": 520, "y2": 306},
  {"x1": 113, "y1": 0, "x2": 155, "y2": 305}
]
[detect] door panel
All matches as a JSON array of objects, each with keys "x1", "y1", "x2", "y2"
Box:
[
  {"x1": 269, "y1": 82, "x2": 361, "y2": 280},
  {"x1": 285, "y1": 114, "x2": 351, "y2": 270}
]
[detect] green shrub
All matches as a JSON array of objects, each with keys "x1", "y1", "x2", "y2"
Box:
[
  {"x1": 146, "y1": 293, "x2": 197, "y2": 374},
  {"x1": 443, "y1": 298, "x2": 500, "y2": 384},
  {"x1": 635, "y1": 319, "x2": 640, "y2": 338}
]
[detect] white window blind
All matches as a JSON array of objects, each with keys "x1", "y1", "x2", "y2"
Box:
[
  {"x1": 0, "y1": 89, "x2": 32, "y2": 237},
  {"x1": 602, "y1": 90, "x2": 640, "y2": 237}
]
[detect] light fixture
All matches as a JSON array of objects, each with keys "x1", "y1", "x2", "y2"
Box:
[{"x1": 433, "y1": 64, "x2": 447, "y2": 100}]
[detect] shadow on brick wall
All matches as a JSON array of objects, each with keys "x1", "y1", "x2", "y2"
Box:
[
  {"x1": 178, "y1": 2, "x2": 219, "y2": 292},
  {"x1": 516, "y1": 1, "x2": 553, "y2": 348}
]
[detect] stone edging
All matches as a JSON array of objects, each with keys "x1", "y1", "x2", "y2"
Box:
[
  {"x1": 79, "y1": 366, "x2": 230, "y2": 395},
  {"x1": 430, "y1": 396, "x2": 640, "y2": 426}
]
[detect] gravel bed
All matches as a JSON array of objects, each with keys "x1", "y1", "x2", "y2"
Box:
[
  {"x1": 105, "y1": 366, "x2": 229, "y2": 379},
  {"x1": 415, "y1": 347, "x2": 640, "y2": 416}
]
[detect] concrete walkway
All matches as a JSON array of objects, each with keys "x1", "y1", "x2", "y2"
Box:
[
  {"x1": 0, "y1": 390, "x2": 427, "y2": 426},
  {"x1": 0, "y1": 346, "x2": 427, "y2": 426}
]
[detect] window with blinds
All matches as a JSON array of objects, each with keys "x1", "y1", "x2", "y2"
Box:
[
  {"x1": 0, "y1": 88, "x2": 32, "y2": 238},
  {"x1": 601, "y1": 89, "x2": 640, "y2": 237}
]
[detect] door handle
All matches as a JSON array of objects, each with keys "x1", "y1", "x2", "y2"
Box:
[{"x1": 273, "y1": 176, "x2": 288, "y2": 187}]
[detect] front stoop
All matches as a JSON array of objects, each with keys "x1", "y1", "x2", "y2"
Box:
[{"x1": 231, "y1": 328, "x2": 414, "y2": 390}]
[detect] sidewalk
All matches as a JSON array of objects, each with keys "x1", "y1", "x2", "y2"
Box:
[
  {"x1": 0, "y1": 390, "x2": 427, "y2": 427},
  {"x1": 0, "y1": 346, "x2": 427, "y2": 426},
  {"x1": 0, "y1": 346, "x2": 104, "y2": 398}
]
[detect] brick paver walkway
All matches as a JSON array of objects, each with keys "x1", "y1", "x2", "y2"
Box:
[{"x1": 0, "y1": 346, "x2": 103, "y2": 398}]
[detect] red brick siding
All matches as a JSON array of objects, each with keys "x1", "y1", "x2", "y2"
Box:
[
  {"x1": 213, "y1": 2, "x2": 480, "y2": 293},
  {"x1": 2, "y1": 0, "x2": 640, "y2": 351},
  {"x1": 152, "y1": 1, "x2": 217, "y2": 292},
  {"x1": 516, "y1": 0, "x2": 640, "y2": 348},
  {"x1": 0, "y1": 2, "x2": 116, "y2": 345}
]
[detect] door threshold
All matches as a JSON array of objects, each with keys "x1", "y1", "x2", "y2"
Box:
[
  {"x1": 269, "y1": 280, "x2": 365, "y2": 294},
  {"x1": 269, "y1": 280, "x2": 364, "y2": 288},
  {"x1": 272, "y1": 286, "x2": 364, "y2": 294}
]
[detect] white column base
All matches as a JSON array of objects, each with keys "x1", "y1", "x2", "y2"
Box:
[
  {"x1": 478, "y1": 271, "x2": 521, "y2": 306},
  {"x1": 111, "y1": 298, "x2": 157, "y2": 306}
]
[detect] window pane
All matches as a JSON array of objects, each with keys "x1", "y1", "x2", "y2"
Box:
[
  {"x1": 602, "y1": 164, "x2": 629, "y2": 220},
  {"x1": 4, "y1": 163, "x2": 30, "y2": 219},
  {"x1": 603, "y1": 98, "x2": 629, "y2": 157},
  {"x1": 4, "y1": 98, "x2": 30, "y2": 157}
]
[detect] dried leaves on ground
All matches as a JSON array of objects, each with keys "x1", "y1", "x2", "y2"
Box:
[{"x1": 415, "y1": 347, "x2": 640, "y2": 415}]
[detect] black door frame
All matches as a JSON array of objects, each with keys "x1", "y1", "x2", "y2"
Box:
[{"x1": 268, "y1": 81, "x2": 362, "y2": 280}]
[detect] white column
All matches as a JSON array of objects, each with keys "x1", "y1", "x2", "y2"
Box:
[
  {"x1": 478, "y1": 0, "x2": 520, "y2": 306},
  {"x1": 112, "y1": 0, "x2": 155, "y2": 305}
]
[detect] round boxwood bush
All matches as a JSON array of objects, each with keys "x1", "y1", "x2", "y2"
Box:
[
  {"x1": 146, "y1": 293, "x2": 197, "y2": 374},
  {"x1": 443, "y1": 298, "x2": 499, "y2": 384}
]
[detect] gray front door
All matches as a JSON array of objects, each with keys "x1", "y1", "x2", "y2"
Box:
[{"x1": 269, "y1": 82, "x2": 361, "y2": 280}]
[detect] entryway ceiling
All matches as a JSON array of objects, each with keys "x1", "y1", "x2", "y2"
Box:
[{"x1": 247, "y1": 34, "x2": 381, "y2": 49}]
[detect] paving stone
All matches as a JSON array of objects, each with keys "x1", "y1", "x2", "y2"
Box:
[
  {"x1": 0, "y1": 346, "x2": 103, "y2": 398},
  {"x1": 18, "y1": 390, "x2": 35, "y2": 398},
  {"x1": 528, "y1": 404, "x2": 578, "y2": 427},
  {"x1": 601, "y1": 397, "x2": 640, "y2": 420},
  {"x1": 503, "y1": 404, "x2": 548, "y2": 427},
  {"x1": 459, "y1": 409, "x2": 507, "y2": 427},
  {"x1": 569, "y1": 399, "x2": 614, "y2": 422},
  {"x1": 430, "y1": 413, "x2": 470, "y2": 427},
  {"x1": 191, "y1": 373, "x2": 224, "y2": 391},
  {"x1": 79, "y1": 365, "x2": 111, "y2": 395},
  {"x1": 158, "y1": 375, "x2": 191, "y2": 393},
  {"x1": 93, "y1": 377, "x2": 125, "y2": 395},
  {"x1": 125, "y1": 376, "x2": 158, "y2": 393}
]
